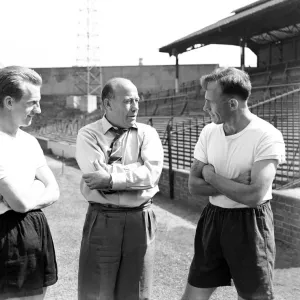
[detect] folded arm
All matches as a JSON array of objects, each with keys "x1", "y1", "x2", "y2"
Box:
[
  {"x1": 0, "y1": 165, "x2": 59, "y2": 213},
  {"x1": 203, "y1": 159, "x2": 278, "y2": 207},
  {"x1": 189, "y1": 159, "x2": 252, "y2": 197},
  {"x1": 31, "y1": 165, "x2": 60, "y2": 210},
  {"x1": 188, "y1": 159, "x2": 220, "y2": 196},
  {"x1": 111, "y1": 128, "x2": 164, "y2": 190},
  {"x1": 79, "y1": 127, "x2": 164, "y2": 191}
]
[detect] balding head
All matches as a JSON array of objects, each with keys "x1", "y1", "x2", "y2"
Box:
[
  {"x1": 102, "y1": 77, "x2": 139, "y2": 128},
  {"x1": 101, "y1": 78, "x2": 136, "y2": 103}
]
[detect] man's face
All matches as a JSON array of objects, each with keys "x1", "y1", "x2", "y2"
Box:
[
  {"x1": 108, "y1": 82, "x2": 139, "y2": 128},
  {"x1": 11, "y1": 82, "x2": 41, "y2": 127},
  {"x1": 203, "y1": 81, "x2": 230, "y2": 124}
]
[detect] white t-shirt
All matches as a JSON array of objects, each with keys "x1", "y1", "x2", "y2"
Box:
[
  {"x1": 194, "y1": 116, "x2": 286, "y2": 208},
  {"x1": 0, "y1": 129, "x2": 46, "y2": 214}
]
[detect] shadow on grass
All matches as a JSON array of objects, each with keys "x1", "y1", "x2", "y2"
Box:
[
  {"x1": 47, "y1": 155, "x2": 300, "y2": 270},
  {"x1": 154, "y1": 193, "x2": 203, "y2": 226},
  {"x1": 153, "y1": 226, "x2": 195, "y2": 300},
  {"x1": 46, "y1": 152, "x2": 80, "y2": 169},
  {"x1": 154, "y1": 194, "x2": 300, "y2": 270},
  {"x1": 275, "y1": 240, "x2": 300, "y2": 269}
]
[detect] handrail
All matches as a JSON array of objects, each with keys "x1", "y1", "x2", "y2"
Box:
[
  {"x1": 145, "y1": 94, "x2": 188, "y2": 102},
  {"x1": 163, "y1": 86, "x2": 300, "y2": 189},
  {"x1": 180, "y1": 101, "x2": 189, "y2": 115},
  {"x1": 169, "y1": 87, "x2": 300, "y2": 140},
  {"x1": 252, "y1": 83, "x2": 300, "y2": 90},
  {"x1": 249, "y1": 87, "x2": 300, "y2": 109},
  {"x1": 169, "y1": 87, "x2": 300, "y2": 135},
  {"x1": 152, "y1": 103, "x2": 159, "y2": 116},
  {"x1": 171, "y1": 116, "x2": 210, "y2": 134},
  {"x1": 162, "y1": 117, "x2": 174, "y2": 145}
]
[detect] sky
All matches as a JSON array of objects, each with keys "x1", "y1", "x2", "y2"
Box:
[{"x1": 0, "y1": 0, "x2": 259, "y2": 68}]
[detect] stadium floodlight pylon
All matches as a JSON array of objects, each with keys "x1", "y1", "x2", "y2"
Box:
[{"x1": 74, "y1": 0, "x2": 103, "y2": 97}]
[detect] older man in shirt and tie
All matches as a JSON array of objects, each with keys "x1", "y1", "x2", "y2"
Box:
[{"x1": 75, "y1": 77, "x2": 164, "y2": 300}]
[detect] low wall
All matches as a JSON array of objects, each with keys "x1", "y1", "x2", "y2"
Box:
[
  {"x1": 34, "y1": 64, "x2": 217, "y2": 96},
  {"x1": 159, "y1": 167, "x2": 208, "y2": 210},
  {"x1": 159, "y1": 167, "x2": 300, "y2": 255},
  {"x1": 272, "y1": 189, "x2": 300, "y2": 251},
  {"x1": 36, "y1": 137, "x2": 300, "y2": 255}
]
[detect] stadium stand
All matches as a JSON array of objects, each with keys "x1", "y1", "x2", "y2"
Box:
[
  {"x1": 157, "y1": 0, "x2": 300, "y2": 188},
  {"x1": 27, "y1": 0, "x2": 300, "y2": 190}
]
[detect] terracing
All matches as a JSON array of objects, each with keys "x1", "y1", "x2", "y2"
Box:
[{"x1": 26, "y1": 61, "x2": 300, "y2": 189}]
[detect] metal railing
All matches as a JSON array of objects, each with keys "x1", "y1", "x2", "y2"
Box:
[
  {"x1": 250, "y1": 87, "x2": 300, "y2": 188},
  {"x1": 28, "y1": 83, "x2": 299, "y2": 191},
  {"x1": 29, "y1": 116, "x2": 88, "y2": 140},
  {"x1": 142, "y1": 80, "x2": 201, "y2": 101},
  {"x1": 164, "y1": 87, "x2": 300, "y2": 192},
  {"x1": 138, "y1": 92, "x2": 205, "y2": 117},
  {"x1": 139, "y1": 94, "x2": 189, "y2": 116}
]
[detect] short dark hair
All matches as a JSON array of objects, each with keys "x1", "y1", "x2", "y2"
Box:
[
  {"x1": 200, "y1": 67, "x2": 252, "y2": 101},
  {"x1": 101, "y1": 80, "x2": 115, "y2": 102},
  {"x1": 0, "y1": 66, "x2": 42, "y2": 108}
]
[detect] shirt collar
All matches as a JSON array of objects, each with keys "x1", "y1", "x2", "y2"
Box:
[{"x1": 102, "y1": 116, "x2": 137, "y2": 134}]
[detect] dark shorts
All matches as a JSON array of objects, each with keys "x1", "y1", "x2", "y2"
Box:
[
  {"x1": 0, "y1": 209, "x2": 58, "y2": 299},
  {"x1": 188, "y1": 201, "x2": 275, "y2": 300}
]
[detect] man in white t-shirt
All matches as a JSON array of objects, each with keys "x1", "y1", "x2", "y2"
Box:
[
  {"x1": 181, "y1": 67, "x2": 285, "y2": 300},
  {"x1": 0, "y1": 66, "x2": 60, "y2": 300}
]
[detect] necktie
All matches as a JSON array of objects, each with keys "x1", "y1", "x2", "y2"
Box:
[
  {"x1": 103, "y1": 127, "x2": 129, "y2": 195},
  {"x1": 108, "y1": 127, "x2": 128, "y2": 165}
]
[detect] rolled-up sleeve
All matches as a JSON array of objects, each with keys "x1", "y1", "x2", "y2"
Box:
[
  {"x1": 111, "y1": 127, "x2": 164, "y2": 191},
  {"x1": 194, "y1": 125, "x2": 209, "y2": 164}
]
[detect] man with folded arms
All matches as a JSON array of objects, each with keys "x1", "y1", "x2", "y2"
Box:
[{"x1": 76, "y1": 77, "x2": 164, "y2": 300}]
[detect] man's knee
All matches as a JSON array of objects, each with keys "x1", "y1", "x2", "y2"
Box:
[{"x1": 181, "y1": 283, "x2": 216, "y2": 300}]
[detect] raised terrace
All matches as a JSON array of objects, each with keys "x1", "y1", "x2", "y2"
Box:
[{"x1": 25, "y1": 61, "x2": 300, "y2": 191}]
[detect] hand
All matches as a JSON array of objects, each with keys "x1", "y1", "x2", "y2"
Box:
[
  {"x1": 233, "y1": 171, "x2": 251, "y2": 185},
  {"x1": 82, "y1": 160, "x2": 111, "y2": 190},
  {"x1": 202, "y1": 164, "x2": 215, "y2": 183},
  {"x1": 93, "y1": 160, "x2": 110, "y2": 172}
]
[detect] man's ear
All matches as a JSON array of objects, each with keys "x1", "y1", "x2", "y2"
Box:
[
  {"x1": 229, "y1": 98, "x2": 239, "y2": 111},
  {"x1": 3, "y1": 96, "x2": 14, "y2": 110},
  {"x1": 103, "y1": 98, "x2": 111, "y2": 111}
]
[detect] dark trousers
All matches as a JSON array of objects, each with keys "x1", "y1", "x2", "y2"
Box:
[{"x1": 78, "y1": 202, "x2": 157, "y2": 300}]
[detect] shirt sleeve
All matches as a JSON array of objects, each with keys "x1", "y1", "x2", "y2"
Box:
[
  {"x1": 33, "y1": 138, "x2": 47, "y2": 169},
  {"x1": 255, "y1": 129, "x2": 286, "y2": 165},
  {"x1": 193, "y1": 125, "x2": 208, "y2": 163},
  {"x1": 76, "y1": 127, "x2": 108, "y2": 173},
  {"x1": 110, "y1": 126, "x2": 164, "y2": 191},
  {"x1": 0, "y1": 159, "x2": 7, "y2": 180}
]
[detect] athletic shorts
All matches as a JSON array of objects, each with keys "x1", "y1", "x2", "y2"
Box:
[
  {"x1": 0, "y1": 209, "x2": 58, "y2": 299},
  {"x1": 188, "y1": 201, "x2": 275, "y2": 300}
]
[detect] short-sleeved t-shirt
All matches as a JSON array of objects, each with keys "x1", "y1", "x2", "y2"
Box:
[
  {"x1": 194, "y1": 115, "x2": 286, "y2": 208},
  {"x1": 0, "y1": 129, "x2": 46, "y2": 214}
]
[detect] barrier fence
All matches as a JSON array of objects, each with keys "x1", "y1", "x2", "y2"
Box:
[
  {"x1": 29, "y1": 85, "x2": 300, "y2": 196},
  {"x1": 164, "y1": 87, "x2": 300, "y2": 197}
]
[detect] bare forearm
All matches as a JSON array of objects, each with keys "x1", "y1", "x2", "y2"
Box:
[
  {"x1": 30, "y1": 186, "x2": 60, "y2": 210},
  {"x1": 189, "y1": 177, "x2": 220, "y2": 196},
  {"x1": 207, "y1": 173, "x2": 258, "y2": 206},
  {"x1": 25, "y1": 181, "x2": 60, "y2": 211}
]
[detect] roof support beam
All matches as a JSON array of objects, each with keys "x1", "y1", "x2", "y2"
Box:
[
  {"x1": 175, "y1": 54, "x2": 179, "y2": 94},
  {"x1": 240, "y1": 38, "x2": 246, "y2": 70},
  {"x1": 171, "y1": 48, "x2": 180, "y2": 94}
]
